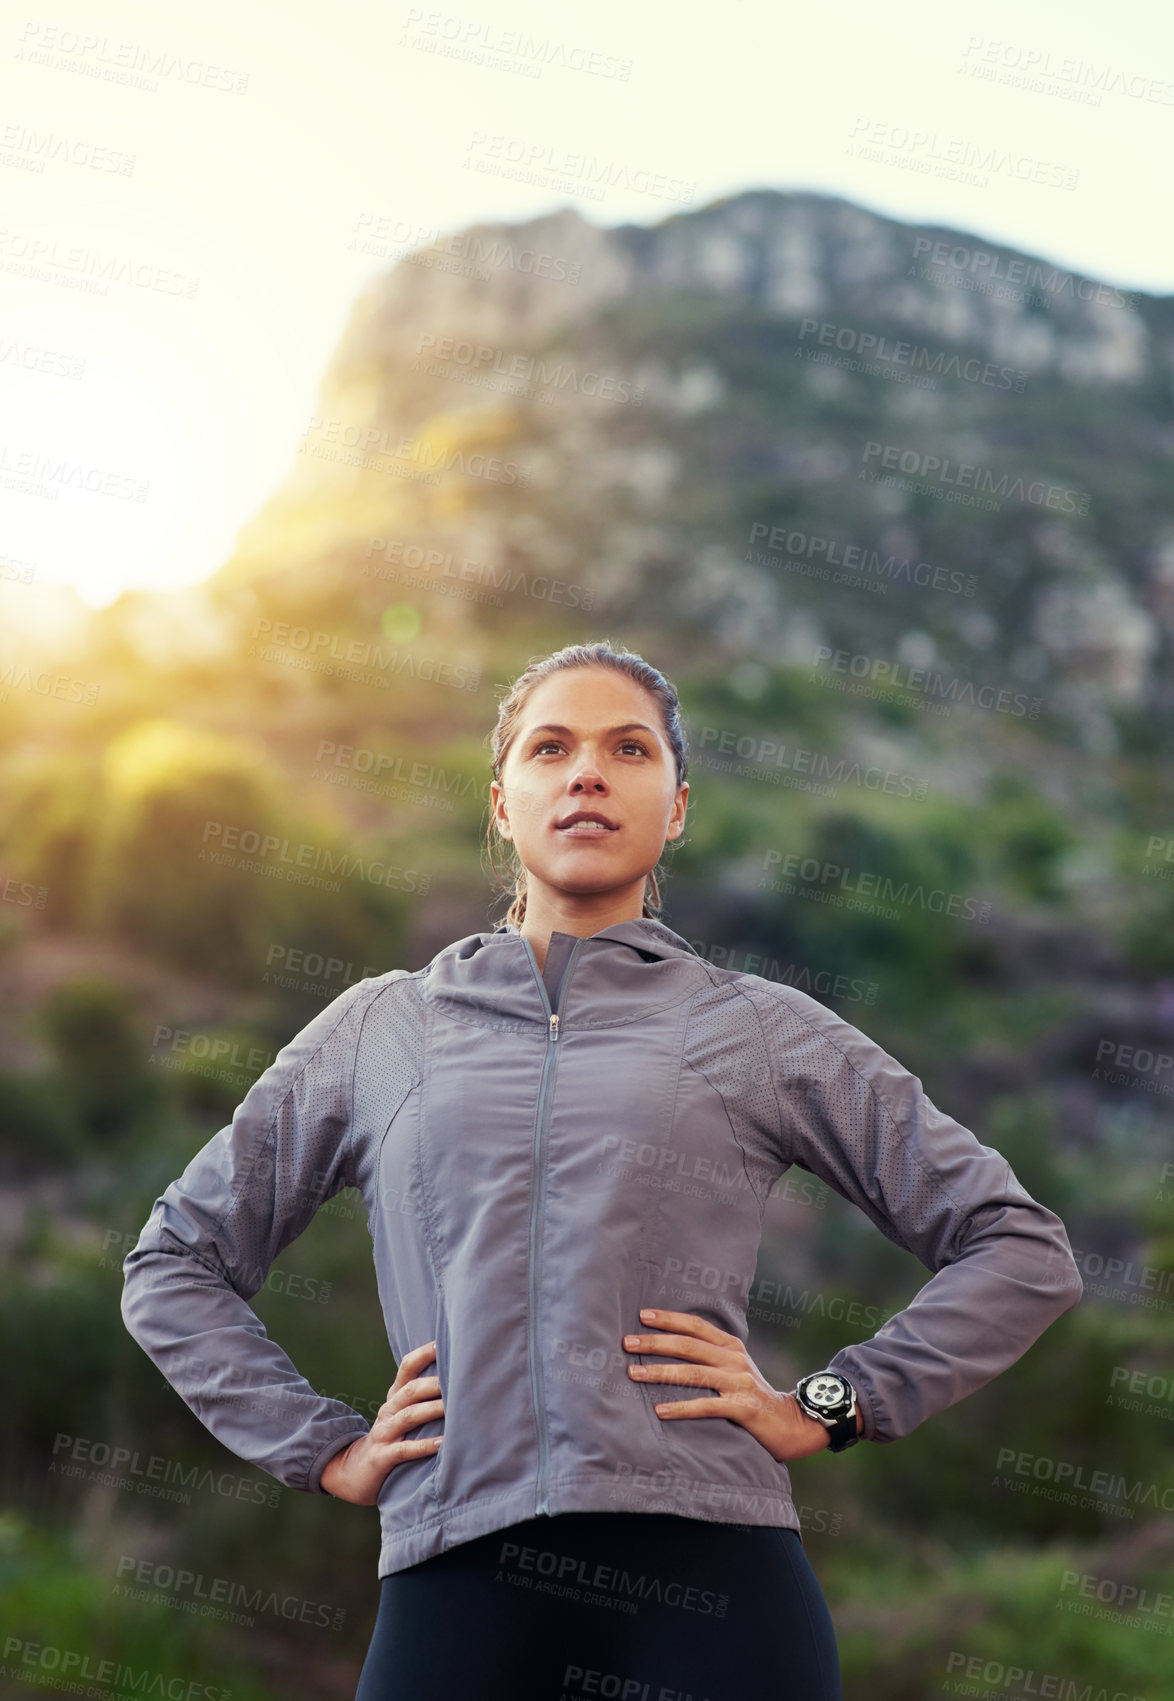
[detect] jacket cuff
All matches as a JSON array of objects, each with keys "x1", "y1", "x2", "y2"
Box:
[
  {"x1": 307, "y1": 1425, "x2": 371, "y2": 1495},
  {"x1": 828, "y1": 1354, "x2": 882, "y2": 1443}
]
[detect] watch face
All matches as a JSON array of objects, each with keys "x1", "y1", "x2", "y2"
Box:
[{"x1": 803, "y1": 1373, "x2": 849, "y2": 1411}]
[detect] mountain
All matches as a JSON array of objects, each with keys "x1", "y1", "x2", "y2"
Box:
[
  {"x1": 6, "y1": 192, "x2": 1174, "y2": 1701},
  {"x1": 5, "y1": 188, "x2": 1173, "y2": 988},
  {"x1": 205, "y1": 189, "x2": 1172, "y2": 746}
]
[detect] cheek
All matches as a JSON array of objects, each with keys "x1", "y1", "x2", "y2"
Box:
[{"x1": 506, "y1": 784, "x2": 548, "y2": 834}]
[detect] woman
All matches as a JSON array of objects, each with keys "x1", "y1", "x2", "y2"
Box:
[{"x1": 121, "y1": 639, "x2": 1084, "y2": 1700}]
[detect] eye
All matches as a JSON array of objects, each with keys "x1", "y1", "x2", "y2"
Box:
[{"x1": 530, "y1": 737, "x2": 651, "y2": 757}]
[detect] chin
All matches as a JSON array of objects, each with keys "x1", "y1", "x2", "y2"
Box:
[{"x1": 541, "y1": 863, "x2": 651, "y2": 899}]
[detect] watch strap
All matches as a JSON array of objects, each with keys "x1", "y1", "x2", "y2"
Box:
[{"x1": 823, "y1": 1406, "x2": 860, "y2": 1452}]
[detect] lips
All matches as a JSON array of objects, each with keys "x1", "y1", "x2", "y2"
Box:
[{"x1": 556, "y1": 810, "x2": 618, "y2": 832}]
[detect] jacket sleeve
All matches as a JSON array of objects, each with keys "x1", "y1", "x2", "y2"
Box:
[
  {"x1": 121, "y1": 980, "x2": 376, "y2": 1494},
  {"x1": 751, "y1": 984, "x2": 1084, "y2": 1443}
]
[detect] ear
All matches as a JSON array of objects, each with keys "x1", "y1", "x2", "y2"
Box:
[
  {"x1": 660, "y1": 783, "x2": 687, "y2": 847},
  {"x1": 489, "y1": 779, "x2": 513, "y2": 841}
]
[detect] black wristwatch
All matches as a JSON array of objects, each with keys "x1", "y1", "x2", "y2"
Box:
[{"x1": 791, "y1": 1370, "x2": 861, "y2": 1453}]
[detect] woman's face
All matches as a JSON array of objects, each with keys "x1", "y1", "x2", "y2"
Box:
[{"x1": 490, "y1": 667, "x2": 688, "y2": 911}]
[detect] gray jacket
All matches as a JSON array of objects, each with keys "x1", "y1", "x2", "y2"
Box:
[{"x1": 121, "y1": 917, "x2": 1084, "y2": 1576}]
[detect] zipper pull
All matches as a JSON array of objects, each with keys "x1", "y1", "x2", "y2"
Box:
[{"x1": 549, "y1": 1012, "x2": 559, "y2": 1042}]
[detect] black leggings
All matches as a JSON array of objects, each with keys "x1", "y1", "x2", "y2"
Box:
[{"x1": 355, "y1": 1510, "x2": 841, "y2": 1700}]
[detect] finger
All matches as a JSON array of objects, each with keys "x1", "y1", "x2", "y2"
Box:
[
  {"x1": 391, "y1": 1434, "x2": 444, "y2": 1459},
  {"x1": 625, "y1": 1331, "x2": 732, "y2": 1366},
  {"x1": 389, "y1": 1359, "x2": 435, "y2": 1395},
  {"x1": 653, "y1": 1396, "x2": 732, "y2": 1419},
  {"x1": 394, "y1": 1410, "x2": 445, "y2": 1438},
  {"x1": 389, "y1": 1370, "x2": 442, "y2": 1401},
  {"x1": 378, "y1": 1417, "x2": 442, "y2": 1452},
  {"x1": 381, "y1": 1397, "x2": 445, "y2": 1436},
  {"x1": 628, "y1": 1362, "x2": 730, "y2": 1390},
  {"x1": 398, "y1": 1341, "x2": 439, "y2": 1372},
  {"x1": 398, "y1": 1395, "x2": 445, "y2": 1421},
  {"x1": 638, "y1": 1310, "x2": 737, "y2": 1347},
  {"x1": 404, "y1": 1374, "x2": 442, "y2": 1396},
  {"x1": 373, "y1": 1423, "x2": 444, "y2": 1460}
]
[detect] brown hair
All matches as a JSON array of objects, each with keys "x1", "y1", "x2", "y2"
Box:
[{"x1": 484, "y1": 639, "x2": 690, "y2": 928}]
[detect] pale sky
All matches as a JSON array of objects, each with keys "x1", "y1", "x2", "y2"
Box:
[{"x1": 2, "y1": 0, "x2": 1171, "y2": 609}]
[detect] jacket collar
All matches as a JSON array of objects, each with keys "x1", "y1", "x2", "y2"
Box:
[
  {"x1": 491, "y1": 915, "x2": 702, "y2": 963},
  {"x1": 419, "y1": 915, "x2": 703, "y2": 1027}
]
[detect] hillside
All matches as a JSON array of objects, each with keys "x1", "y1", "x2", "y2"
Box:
[
  {"x1": 2, "y1": 186, "x2": 1173, "y2": 1701},
  {"x1": 214, "y1": 190, "x2": 1171, "y2": 731}
]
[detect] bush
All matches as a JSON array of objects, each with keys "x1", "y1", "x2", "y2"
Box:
[
  {"x1": 37, "y1": 975, "x2": 158, "y2": 1144},
  {"x1": 0, "y1": 1067, "x2": 81, "y2": 1172}
]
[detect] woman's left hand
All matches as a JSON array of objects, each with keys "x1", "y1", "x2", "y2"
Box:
[{"x1": 622, "y1": 1308, "x2": 854, "y2": 1463}]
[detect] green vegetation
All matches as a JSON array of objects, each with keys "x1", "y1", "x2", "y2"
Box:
[{"x1": 1, "y1": 188, "x2": 1171, "y2": 1697}]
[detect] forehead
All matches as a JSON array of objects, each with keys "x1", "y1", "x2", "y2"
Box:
[
  {"x1": 517, "y1": 663, "x2": 653, "y2": 717},
  {"x1": 518, "y1": 667, "x2": 658, "y2": 729}
]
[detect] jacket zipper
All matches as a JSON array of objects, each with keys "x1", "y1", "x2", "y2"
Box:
[{"x1": 521, "y1": 933, "x2": 585, "y2": 1517}]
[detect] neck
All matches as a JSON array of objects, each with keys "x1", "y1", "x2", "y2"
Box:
[{"x1": 515, "y1": 888, "x2": 647, "y2": 971}]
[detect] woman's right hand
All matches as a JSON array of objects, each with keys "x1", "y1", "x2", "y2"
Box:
[{"x1": 319, "y1": 1340, "x2": 445, "y2": 1506}]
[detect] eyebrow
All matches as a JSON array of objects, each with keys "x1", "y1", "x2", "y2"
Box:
[{"x1": 526, "y1": 722, "x2": 658, "y2": 740}]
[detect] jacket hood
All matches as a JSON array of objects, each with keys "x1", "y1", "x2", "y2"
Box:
[
  {"x1": 418, "y1": 917, "x2": 705, "y2": 1029},
  {"x1": 492, "y1": 916, "x2": 703, "y2": 961}
]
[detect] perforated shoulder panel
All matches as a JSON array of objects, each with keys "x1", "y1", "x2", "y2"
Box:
[{"x1": 680, "y1": 978, "x2": 788, "y2": 1209}]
